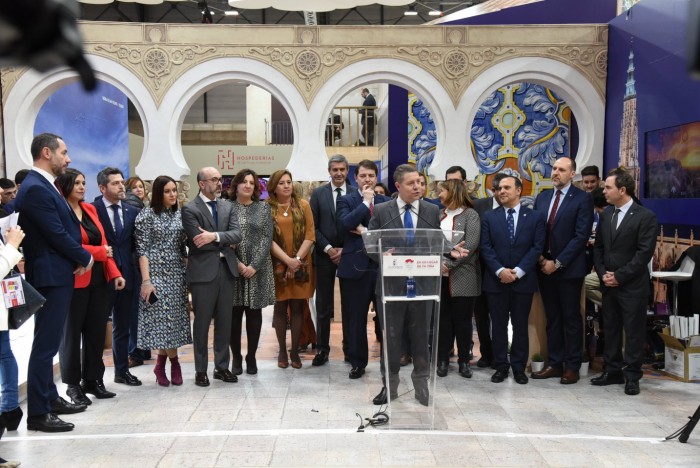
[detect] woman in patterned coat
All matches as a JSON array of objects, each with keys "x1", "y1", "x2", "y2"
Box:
[
  {"x1": 229, "y1": 169, "x2": 275, "y2": 375},
  {"x1": 437, "y1": 179, "x2": 481, "y2": 378},
  {"x1": 135, "y1": 175, "x2": 192, "y2": 387}
]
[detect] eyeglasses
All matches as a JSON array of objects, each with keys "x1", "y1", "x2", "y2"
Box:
[{"x1": 203, "y1": 177, "x2": 222, "y2": 184}]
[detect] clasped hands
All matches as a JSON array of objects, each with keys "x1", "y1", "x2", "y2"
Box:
[{"x1": 602, "y1": 271, "x2": 619, "y2": 287}]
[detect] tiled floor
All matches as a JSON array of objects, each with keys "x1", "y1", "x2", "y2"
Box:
[{"x1": 1, "y1": 305, "x2": 699, "y2": 467}]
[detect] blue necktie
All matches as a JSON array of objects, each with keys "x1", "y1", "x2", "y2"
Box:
[
  {"x1": 208, "y1": 200, "x2": 218, "y2": 227},
  {"x1": 404, "y1": 204, "x2": 414, "y2": 245},
  {"x1": 507, "y1": 208, "x2": 515, "y2": 244},
  {"x1": 111, "y1": 204, "x2": 123, "y2": 239}
]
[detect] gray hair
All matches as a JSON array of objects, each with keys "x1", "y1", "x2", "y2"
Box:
[
  {"x1": 393, "y1": 164, "x2": 418, "y2": 184},
  {"x1": 328, "y1": 154, "x2": 348, "y2": 170}
]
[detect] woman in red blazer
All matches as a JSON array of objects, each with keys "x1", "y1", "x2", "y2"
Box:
[{"x1": 57, "y1": 168, "x2": 125, "y2": 406}]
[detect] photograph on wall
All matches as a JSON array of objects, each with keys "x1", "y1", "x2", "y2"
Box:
[{"x1": 645, "y1": 121, "x2": 700, "y2": 199}]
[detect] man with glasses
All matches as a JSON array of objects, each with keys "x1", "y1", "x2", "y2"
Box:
[{"x1": 182, "y1": 167, "x2": 242, "y2": 386}]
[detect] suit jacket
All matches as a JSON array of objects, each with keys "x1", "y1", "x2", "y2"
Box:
[
  {"x1": 593, "y1": 202, "x2": 658, "y2": 294},
  {"x1": 480, "y1": 205, "x2": 546, "y2": 294},
  {"x1": 310, "y1": 182, "x2": 347, "y2": 268},
  {"x1": 14, "y1": 170, "x2": 91, "y2": 288},
  {"x1": 473, "y1": 196, "x2": 495, "y2": 218},
  {"x1": 336, "y1": 190, "x2": 390, "y2": 279},
  {"x1": 93, "y1": 196, "x2": 140, "y2": 290},
  {"x1": 182, "y1": 196, "x2": 242, "y2": 283},
  {"x1": 361, "y1": 93, "x2": 376, "y2": 124},
  {"x1": 534, "y1": 186, "x2": 593, "y2": 279},
  {"x1": 441, "y1": 207, "x2": 482, "y2": 297},
  {"x1": 75, "y1": 202, "x2": 122, "y2": 289}
]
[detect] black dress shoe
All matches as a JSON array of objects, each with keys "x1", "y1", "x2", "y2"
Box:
[
  {"x1": 436, "y1": 361, "x2": 449, "y2": 377},
  {"x1": 491, "y1": 368, "x2": 509, "y2": 383},
  {"x1": 476, "y1": 357, "x2": 492, "y2": 368},
  {"x1": 312, "y1": 351, "x2": 329, "y2": 366},
  {"x1": 114, "y1": 371, "x2": 142, "y2": 386},
  {"x1": 414, "y1": 386, "x2": 429, "y2": 406},
  {"x1": 458, "y1": 360, "x2": 473, "y2": 378},
  {"x1": 0, "y1": 407, "x2": 23, "y2": 431},
  {"x1": 27, "y1": 413, "x2": 74, "y2": 432},
  {"x1": 624, "y1": 380, "x2": 640, "y2": 395},
  {"x1": 372, "y1": 387, "x2": 399, "y2": 405},
  {"x1": 349, "y1": 367, "x2": 365, "y2": 379},
  {"x1": 514, "y1": 371, "x2": 529, "y2": 385},
  {"x1": 213, "y1": 368, "x2": 238, "y2": 383},
  {"x1": 81, "y1": 380, "x2": 116, "y2": 399},
  {"x1": 590, "y1": 372, "x2": 624, "y2": 386},
  {"x1": 51, "y1": 396, "x2": 86, "y2": 415},
  {"x1": 195, "y1": 372, "x2": 210, "y2": 387},
  {"x1": 399, "y1": 353, "x2": 412, "y2": 367},
  {"x1": 66, "y1": 385, "x2": 92, "y2": 406}
]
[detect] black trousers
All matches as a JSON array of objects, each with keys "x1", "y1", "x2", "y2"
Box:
[
  {"x1": 339, "y1": 274, "x2": 376, "y2": 369},
  {"x1": 60, "y1": 281, "x2": 110, "y2": 385},
  {"x1": 438, "y1": 277, "x2": 475, "y2": 362},
  {"x1": 538, "y1": 274, "x2": 584, "y2": 370},
  {"x1": 487, "y1": 290, "x2": 533, "y2": 373},
  {"x1": 601, "y1": 287, "x2": 648, "y2": 382},
  {"x1": 314, "y1": 262, "x2": 339, "y2": 353},
  {"x1": 473, "y1": 293, "x2": 493, "y2": 362}
]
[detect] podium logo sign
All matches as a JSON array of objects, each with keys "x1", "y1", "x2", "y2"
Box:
[{"x1": 383, "y1": 255, "x2": 441, "y2": 277}]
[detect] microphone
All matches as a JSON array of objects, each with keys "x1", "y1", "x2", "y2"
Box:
[
  {"x1": 406, "y1": 203, "x2": 440, "y2": 229},
  {"x1": 375, "y1": 203, "x2": 411, "y2": 231}
]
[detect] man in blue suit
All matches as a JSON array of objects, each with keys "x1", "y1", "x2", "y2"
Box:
[
  {"x1": 336, "y1": 160, "x2": 390, "y2": 379},
  {"x1": 310, "y1": 154, "x2": 351, "y2": 366},
  {"x1": 481, "y1": 175, "x2": 545, "y2": 385},
  {"x1": 532, "y1": 158, "x2": 593, "y2": 384},
  {"x1": 93, "y1": 167, "x2": 143, "y2": 388},
  {"x1": 15, "y1": 133, "x2": 93, "y2": 432}
]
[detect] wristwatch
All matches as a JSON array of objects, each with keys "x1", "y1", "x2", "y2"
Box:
[
  {"x1": 295, "y1": 256, "x2": 301, "y2": 262},
  {"x1": 554, "y1": 259, "x2": 563, "y2": 270}
]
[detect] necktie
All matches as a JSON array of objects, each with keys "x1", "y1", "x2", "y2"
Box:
[
  {"x1": 404, "y1": 204, "x2": 414, "y2": 245},
  {"x1": 335, "y1": 187, "x2": 342, "y2": 211},
  {"x1": 111, "y1": 204, "x2": 123, "y2": 239},
  {"x1": 611, "y1": 208, "x2": 621, "y2": 231},
  {"x1": 369, "y1": 200, "x2": 374, "y2": 216},
  {"x1": 54, "y1": 179, "x2": 64, "y2": 197},
  {"x1": 545, "y1": 190, "x2": 562, "y2": 252},
  {"x1": 208, "y1": 200, "x2": 218, "y2": 227},
  {"x1": 507, "y1": 208, "x2": 515, "y2": 244},
  {"x1": 335, "y1": 188, "x2": 344, "y2": 244}
]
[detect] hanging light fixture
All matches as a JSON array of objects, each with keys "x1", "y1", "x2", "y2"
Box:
[{"x1": 404, "y1": 4, "x2": 418, "y2": 16}]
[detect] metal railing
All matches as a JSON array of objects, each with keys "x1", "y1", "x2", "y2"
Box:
[{"x1": 326, "y1": 105, "x2": 377, "y2": 147}]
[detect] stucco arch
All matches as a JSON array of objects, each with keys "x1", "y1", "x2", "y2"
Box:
[
  {"x1": 153, "y1": 57, "x2": 307, "y2": 180},
  {"x1": 311, "y1": 58, "x2": 460, "y2": 181},
  {"x1": 443, "y1": 56, "x2": 605, "y2": 181},
  {"x1": 3, "y1": 54, "x2": 156, "y2": 179}
]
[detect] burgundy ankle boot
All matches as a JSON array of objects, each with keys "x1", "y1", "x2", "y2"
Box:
[
  {"x1": 170, "y1": 356, "x2": 183, "y2": 386},
  {"x1": 154, "y1": 354, "x2": 170, "y2": 387}
]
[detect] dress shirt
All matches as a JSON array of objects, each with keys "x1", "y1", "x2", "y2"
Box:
[
  {"x1": 547, "y1": 183, "x2": 571, "y2": 220},
  {"x1": 102, "y1": 198, "x2": 124, "y2": 232},
  {"x1": 324, "y1": 183, "x2": 347, "y2": 253},
  {"x1": 396, "y1": 197, "x2": 418, "y2": 229},
  {"x1": 198, "y1": 192, "x2": 221, "y2": 244},
  {"x1": 32, "y1": 167, "x2": 61, "y2": 194},
  {"x1": 614, "y1": 198, "x2": 634, "y2": 229}
]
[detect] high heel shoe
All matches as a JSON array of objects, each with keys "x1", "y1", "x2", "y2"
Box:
[
  {"x1": 170, "y1": 356, "x2": 183, "y2": 386},
  {"x1": 154, "y1": 354, "x2": 170, "y2": 386},
  {"x1": 245, "y1": 355, "x2": 258, "y2": 375},
  {"x1": 290, "y1": 352, "x2": 302, "y2": 369},
  {"x1": 278, "y1": 350, "x2": 289, "y2": 369},
  {"x1": 1, "y1": 406, "x2": 23, "y2": 431}
]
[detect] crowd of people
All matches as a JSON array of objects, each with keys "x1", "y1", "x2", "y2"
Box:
[{"x1": 0, "y1": 133, "x2": 658, "y2": 448}]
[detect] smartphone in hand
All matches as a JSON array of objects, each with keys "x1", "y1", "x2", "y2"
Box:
[{"x1": 148, "y1": 291, "x2": 158, "y2": 304}]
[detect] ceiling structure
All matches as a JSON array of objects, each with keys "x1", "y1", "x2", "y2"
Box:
[{"x1": 78, "y1": 0, "x2": 489, "y2": 25}]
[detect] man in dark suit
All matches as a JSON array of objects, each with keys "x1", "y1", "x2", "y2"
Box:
[
  {"x1": 592, "y1": 168, "x2": 657, "y2": 396},
  {"x1": 481, "y1": 175, "x2": 545, "y2": 385},
  {"x1": 337, "y1": 159, "x2": 390, "y2": 379},
  {"x1": 93, "y1": 167, "x2": 143, "y2": 389},
  {"x1": 15, "y1": 133, "x2": 93, "y2": 432},
  {"x1": 182, "y1": 167, "x2": 242, "y2": 387},
  {"x1": 310, "y1": 154, "x2": 350, "y2": 366},
  {"x1": 359, "y1": 88, "x2": 376, "y2": 146},
  {"x1": 471, "y1": 172, "x2": 508, "y2": 368},
  {"x1": 532, "y1": 158, "x2": 593, "y2": 384},
  {"x1": 368, "y1": 164, "x2": 441, "y2": 406}
]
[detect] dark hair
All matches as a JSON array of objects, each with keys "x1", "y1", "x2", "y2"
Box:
[
  {"x1": 607, "y1": 167, "x2": 635, "y2": 197},
  {"x1": 581, "y1": 165, "x2": 600, "y2": 178},
  {"x1": 0, "y1": 178, "x2": 16, "y2": 190},
  {"x1": 393, "y1": 164, "x2": 418, "y2": 183},
  {"x1": 14, "y1": 169, "x2": 30, "y2": 185},
  {"x1": 438, "y1": 179, "x2": 473, "y2": 209},
  {"x1": 56, "y1": 168, "x2": 84, "y2": 199},
  {"x1": 500, "y1": 175, "x2": 523, "y2": 189},
  {"x1": 30, "y1": 133, "x2": 62, "y2": 161},
  {"x1": 96, "y1": 167, "x2": 124, "y2": 187},
  {"x1": 491, "y1": 172, "x2": 509, "y2": 191},
  {"x1": 232, "y1": 169, "x2": 261, "y2": 202},
  {"x1": 591, "y1": 187, "x2": 607, "y2": 209},
  {"x1": 374, "y1": 182, "x2": 389, "y2": 195},
  {"x1": 362, "y1": 88, "x2": 370, "y2": 94},
  {"x1": 150, "y1": 175, "x2": 178, "y2": 214},
  {"x1": 445, "y1": 165, "x2": 466, "y2": 180},
  {"x1": 356, "y1": 159, "x2": 378, "y2": 176}
]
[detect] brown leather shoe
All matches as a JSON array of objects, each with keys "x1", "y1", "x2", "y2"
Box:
[
  {"x1": 560, "y1": 369, "x2": 580, "y2": 385},
  {"x1": 531, "y1": 365, "x2": 563, "y2": 379}
]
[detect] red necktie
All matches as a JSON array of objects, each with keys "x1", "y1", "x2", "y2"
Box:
[
  {"x1": 54, "y1": 179, "x2": 64, "y2": 197},
  {"x1": 369, "y1": 200, "x2": 374, "y2": 216},
  {"x1": 546, "y1": 190, "x2": 562, "y2": 252}
]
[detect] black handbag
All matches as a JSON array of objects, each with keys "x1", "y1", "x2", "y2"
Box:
[{"x1": 5, "y1": 275, "x2": 46, "y2": 329}]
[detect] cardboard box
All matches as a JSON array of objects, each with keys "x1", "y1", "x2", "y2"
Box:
[{"x1": 659, "y1": 328, "x2": 700, "y2": 382}]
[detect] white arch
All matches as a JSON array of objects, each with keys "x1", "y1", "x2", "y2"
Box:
[
  {"x1": 155, "y1": 57, "x2": 307, "y2": 180},
  {"x1": 311, "y1": 58, "x2": 460, "y2": 182},
  {"x1": 453, "y1": 56, "x2": 605, "y2": 180},
  {"x1": 3, "y1": 54, "x2": 156, "y2": 179}
]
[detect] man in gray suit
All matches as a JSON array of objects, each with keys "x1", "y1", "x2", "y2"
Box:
[
  {"x1": 368, "y1": 164, "x2": 441, "y2": 406},
  {"x1": 182, "y1": 167, "x2": 242, "y2": 387}
]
